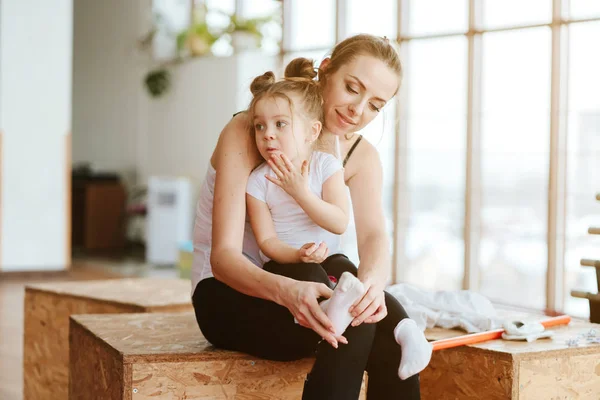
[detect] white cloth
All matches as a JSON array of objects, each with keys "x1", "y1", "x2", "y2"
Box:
[
  {"x1": 191, "y1": 163, "x2": 262, "y2": 294},
  {"x1": 386, "y1": 283, "x2": 504, "y2": 333},
  {"x1": 246, "y1": 151, "x2": 344, "y2": 264},
  {"x1": 501, "y1": 321, "x2": 554, "y2": 342}
]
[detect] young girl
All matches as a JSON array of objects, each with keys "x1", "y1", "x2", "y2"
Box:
[
  {"x1": 245, "y1": 58, "x2": 431, "y2": 380},
  {"x1": 245, "y1": 59, "x2": 364, "y2": 338}
]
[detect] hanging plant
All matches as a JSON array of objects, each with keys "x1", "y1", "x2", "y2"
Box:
[{"x1": 144, "y1": 68, "x2": 171, "y2": 97}]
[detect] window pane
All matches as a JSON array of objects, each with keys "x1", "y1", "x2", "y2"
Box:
[
  {"x1": 405, "y1": 0, "x2": 468, "y2": 36},
  {"x1": 570, "y1": 0, "x2": 600, "y2": 19},
  {"x1": 203, "y1": 0, "x2": 235, "y2": 57},
  {"x1": 401, "y1": 37, "x2": 467, "y2": 290},
  {"x1": 483, "y1": 0, "x2": 552, "y2": 29},
  {"x1": 564, "y1": 22, "x2": 600, "y2": 318},
  {"x1": 153, "y1": 0, "x2": 192, "y2": 60},
  {"x1": 205, "y1": 0, "x2": 234, "y2": 32},
  {"x1": 238, "y1": 0, "x2": 279, "y2": 19},
  {"x1": 204, "y1": 0, "x2": 234, "y2": 14},
  {"x1": 347, "y1": 0, "x2": 397, "y2": 38},
  {"x1": 287, "y1": 0, "x2": 335, "y2": 51},
  {"x1": 236, "y1": 0, "x2": 281, "y2": 53},
  {"x1": 480, "y1": 28, "x2": 551, "y2": 308}
]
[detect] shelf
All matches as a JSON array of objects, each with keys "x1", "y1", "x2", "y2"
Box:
[
  {"x1": 580, "y1": 259, "x2": 600, "y2": 268},
  {"x1": 571, "y1": 290, "x2": 600, "y2": 301}
]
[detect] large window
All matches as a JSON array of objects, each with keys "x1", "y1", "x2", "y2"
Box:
[
  {"x1": 479, "y1": 28, "x2": 551, "y2": 308},
  {"x1": 402, "y1": 37, "x2": 467, "y2": 290},
  {"x1": 564, "y1": 21, "x2": 600, "y2": 316},
  {"x1": 281, "y1": 1, "x2": 600, "y2": 316}
]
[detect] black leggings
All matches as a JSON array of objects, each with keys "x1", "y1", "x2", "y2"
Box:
[{"x1": 193, "y1": 254, "x2": 420, "y2": 400}]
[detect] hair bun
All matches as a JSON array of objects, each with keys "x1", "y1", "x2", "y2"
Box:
[
  {"x1": 250, "y1": 71, "x2": 276, "y2": 95},
  {"x1": 284, "y1": 58, "x2": 317, "y2": 80}
]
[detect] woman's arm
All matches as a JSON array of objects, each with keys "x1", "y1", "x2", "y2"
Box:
[
  {"x1": 210, "y1": 113, "x2": 286, "y2": 299},
  {"x1": 210, "y1": 114, "x2": 344, "y2": 347},
  {"x1": 345, "y1": 143, "x2": 391, "y2": 325},
  {"x1": 268, "y1": 155, "x2": 349, "y2": 234}
]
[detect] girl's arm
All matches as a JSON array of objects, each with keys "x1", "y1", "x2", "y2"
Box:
[{"x1": 267, "y1": 154, "x2": 349, "y2": 234}]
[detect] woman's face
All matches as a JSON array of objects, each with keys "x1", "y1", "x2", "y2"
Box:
[{"x1": 321, "y1": 55, "x2": 399, "y2": 136}]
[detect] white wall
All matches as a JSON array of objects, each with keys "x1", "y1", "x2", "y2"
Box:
[
  {"x1": 0, "y1": 0, "x2": 72, "y2": 270},
  {"x1": 73, "y1": 0, "x2": 279, "y2": 204},
  {"x1": 144, "y1": 53, "x2": 278, "y2": 198},
  {"x1": 72, "y1": 0, "x2": 148, "y2": 187},
  {"x1": 144, "y1": 56, "x2": 237, "y2": 193}
]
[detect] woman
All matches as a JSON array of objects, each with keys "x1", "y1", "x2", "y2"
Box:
[{"x1": 192, "y1": 34, "x2": 425, "y2": 399}]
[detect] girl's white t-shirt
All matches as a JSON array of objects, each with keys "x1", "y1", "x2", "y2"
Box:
[{"x1": 246, "y1": 151, "x2": 344, "y2": 264}]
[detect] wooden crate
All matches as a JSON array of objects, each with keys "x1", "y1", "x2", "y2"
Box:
[
  {"x1": 24, "y1": 278, "x2": 193, "y2": 400},
  {"x1": 69, "y1": 312, "x2": 368, "y2": 400},
  {"x1": 421, "y1": 321, "x2": 600, "y2": 399}
]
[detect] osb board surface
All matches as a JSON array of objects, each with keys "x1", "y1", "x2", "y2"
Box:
[
  {"x1": 470, "y1": 322, "x2": 600, "y2": 358},
  {"x1": 24, "y1": 290, "x2": 139, "y2": 400},
  {"x1": 72, "y1": 312, "x2": 251, "y2": 363},
  {"x1": 426, "y1": 321, "x2": 600, "y2": 358},
  {"x1": 131, "y1": 360, "x2": 367, "y2": 400},
  {"x1": 517, "y1": 351, "x2": 600, "y2": 400},
  {"x1": 424, "y1": 309, "x2": 546, "y2": 341},
  {"x1": 421, "y1": 346, "x2": 515, "y2": 400},
  {"x1": 26, "y1": 278, "x2": 193, "y2": 310},
  {"x1": 69, "y1": 320, "x2": 130, "y2": 400},
  {"x1": 73, "y1": 313, "x2": 368, "y2": 399}
]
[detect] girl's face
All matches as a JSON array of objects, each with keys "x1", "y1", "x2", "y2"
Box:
[
  {"x1": 252, "y1": 94, "x2": 321, "y2": 163},
  {"x1": 321, "y1": 55, "x2": 399, "y2": 137}
]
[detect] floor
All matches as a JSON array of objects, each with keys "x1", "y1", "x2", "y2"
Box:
[{"x1": 0, "y1": 258, "x2": 180, "y2": 400}]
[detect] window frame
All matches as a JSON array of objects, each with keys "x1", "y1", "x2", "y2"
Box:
[{"x1": 280, "y1": 0, "x2": 600, "y2": 314}]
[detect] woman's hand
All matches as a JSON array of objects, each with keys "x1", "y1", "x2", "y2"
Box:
[
  {"x1": 280, "y1": 280, "x2": 348, "y2": 348},
  {"x1": 265, "y1": 154, "x2": 310, "y2": 199},
  {"x1": 349, "y1": 277, "x2": 388, "y2": 326},
  {"x1": 298, "y1": 242, "x2": 329, "y2": 264}
]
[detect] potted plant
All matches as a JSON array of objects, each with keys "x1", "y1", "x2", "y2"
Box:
[{"x1": 227, "y1": 14, "x2": 273, "y2": 51}]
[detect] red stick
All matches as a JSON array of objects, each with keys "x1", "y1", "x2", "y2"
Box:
[{"x1": 431, "y1": 314, "x2": 572, "y2": 351}]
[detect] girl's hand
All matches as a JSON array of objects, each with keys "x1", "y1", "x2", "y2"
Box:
[
  {"x1": 349, "y1": 277, "x2": 388, "y2": 326},
  {"x1": 298, "y1": 242, "x2": 329, "y2": 264},
  {"x1": 266, "y1": 154, "x2": 310, "y2": 200},
  {"x1": 279, "y1": 280, "x2": 348, "y2": 348}
]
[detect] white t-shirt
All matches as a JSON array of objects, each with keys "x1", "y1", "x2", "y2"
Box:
[{"x1": 246, "y1": 151, "x2": 344, "y2": 264}]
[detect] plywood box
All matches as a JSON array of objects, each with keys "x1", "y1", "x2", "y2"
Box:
[
  {"x1": 24, "y1": 278, "x2": 193, "y2": 400},
  {"x1": 69, "y1": 312, "x2": 368, "y2": 399},
  {"x1": 421, "y1": 321, "x2": 600, "y2": 399}
]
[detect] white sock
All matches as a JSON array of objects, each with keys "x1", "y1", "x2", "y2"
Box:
[
  {"x1": 394, "y1": 319, "x2": 433, "y2": 380},
  {"x1": 320, "y1": 272, "x2": 365, "y2": 336}
]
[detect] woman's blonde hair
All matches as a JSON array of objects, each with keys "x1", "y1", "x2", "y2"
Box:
[{"x1": 321, "y1": 34, "x2": 402, "y2": 93}]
